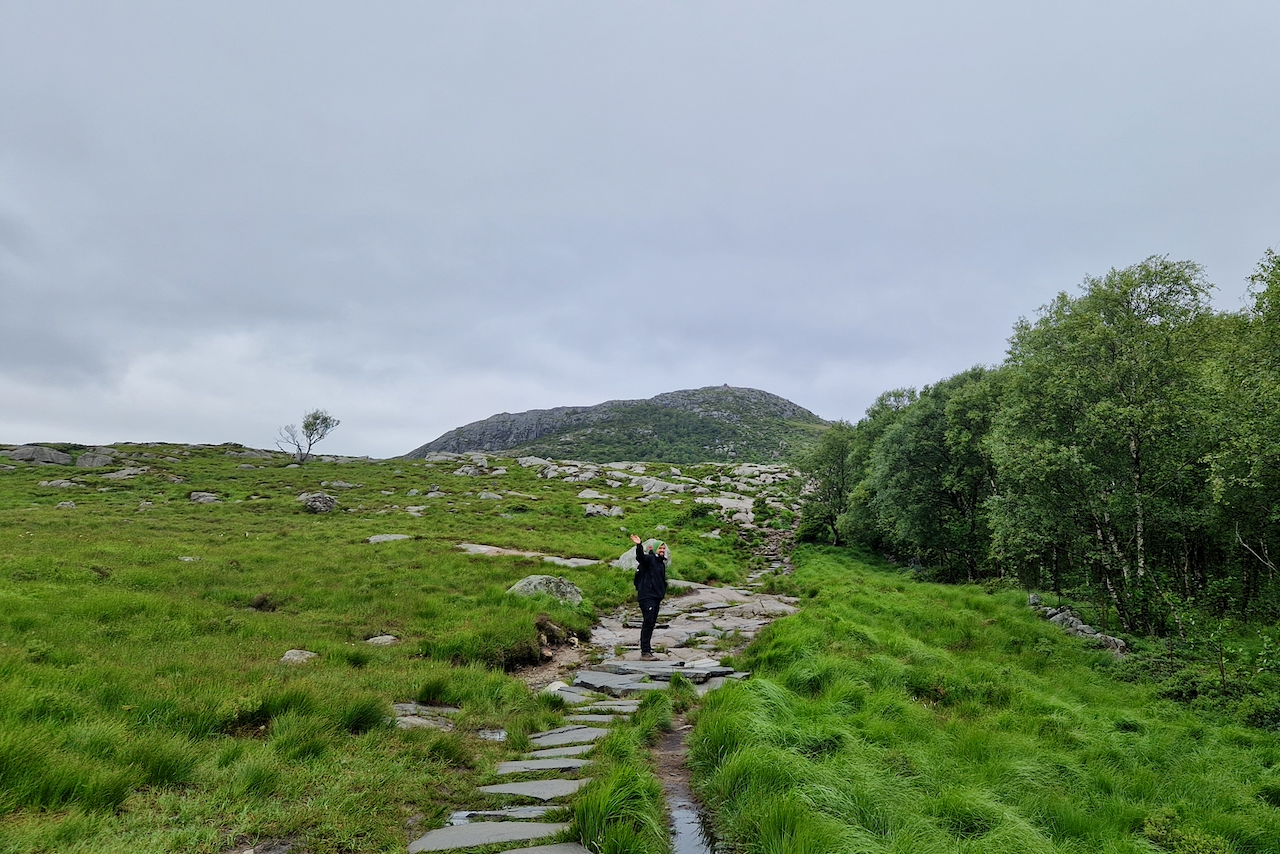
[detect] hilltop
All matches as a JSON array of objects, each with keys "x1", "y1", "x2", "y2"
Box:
[{"x1": 403, "y1": 385, "x2": 829, "y2": 464}]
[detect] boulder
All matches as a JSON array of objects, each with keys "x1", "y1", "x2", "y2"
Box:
[
  {"x1": 506, "y1": 575, "x2": 584, "y2": 605},
  {"x1": 280, "y1": 649, "x2": 319, "y2": 664},
  {"x1": 101, "y1": 467, "x2": 148, "y2": 480},
  {"x1": 297, "y1": 492, "x2": 337, "y2": 513},
  {"x1": 189, "y1": 492, "x2": 220, "y2": 503},
  {"x1": 1027, "y1": 593, "x2": 1042, "y2": 606},
  {"x1": 584, "y1": 504, "x2": 624, "y2": 518},
  {"x1": 76, "y1": 453, "x2": 114, "y2": 468},
  {"x1": 9, "y1": 445, "x2": 72, "y2": 465},
  {"x1": 611, "y1": 539, "x2": 670, "y2": 570}
]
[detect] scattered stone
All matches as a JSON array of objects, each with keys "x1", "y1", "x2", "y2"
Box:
[
  {"x1": 365, "y1": 534, "x2": 411, "y2": 544},
  {"x1": 297, "y1": 492, "x2": 337, "y2": 513},
  {"x1": 280, "y1": 649, "x2": 318, "y2": 664},
  {"x1": 366, "y1": 634, "x2": 399, "y2": 646},
  {"x1": 577, "y1": 489, "x2": 611, "y2": 500},
  {"x1": 699, "y1": 529, "x2": 722, "y2": 539},
  {"x1": 1028, "y1": 593, "x2": 1042, "y2": 606},
  {"x1": 477, "y1": 779, "x2": 592, "y2": 801},
  {"x1": 189, "y1": 492, "x2": 220, "y2": 503},
  {"x1": 477, "y1": 729, "x2": 508, "y2": 741},
  {"x1": 322, "y1": 480, "x2": 360, "y2": 489},
  {"x1": 56, "y1": 501, "x2": 76, "y2": 509},
  {"x1": 501, "y1": 844, "x2": 592, "y2": 854},
  {"x1": 583, "y1": 503, "x2": 624, "y2": 518},
  {"x1": 478, "y1": 491, "x2": 503, "y2": 500},
  {"x1": 8, "y1": 445, "x2": 72, "y2": 465},
  {"x1": 507, "y1": 575, "x2": 584, "y2": 606},
  {"x1": 453, "y1": 465, "x2": 482, "y2": 476},
  {"x1": 76, "y1": 453, "x2": 114, "y2": 468},
  {"x1": 178, "y1": 556, "x2": 200, "y2": 562},
  {"x1": 408, "y1": 821, "x2": 569, "y2": 853},
  {"x1": 38, "y1": 479, "x2": 79, "y2": 488},
  {"x1": 101, "y1": 466, "x2": 147, "y2": 480},
  {"x1": 543, "y1": 556, "x2": 600, "y2": 568}
]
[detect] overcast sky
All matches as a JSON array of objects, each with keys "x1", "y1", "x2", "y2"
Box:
[{"x1": 3, "y1": 2, "x2": 1278, "y2": 457}]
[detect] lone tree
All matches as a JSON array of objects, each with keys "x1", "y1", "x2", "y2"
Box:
[{"x1": 277, "y1": 409, "x2": 340, "y2": 463}]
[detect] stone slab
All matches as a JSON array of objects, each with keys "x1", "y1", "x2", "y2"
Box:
[
  {"x1": 408, "y1": 821, "x2": 567, "y2": 852},
  {"x1": 528, "y1": 726, "x2": 609, "y2": 747},
  {"x1": 572, "y1": 671, "x2": 645, "y2": 697},
  {"x1": 501, "y1": 845, "x2": 592, "y2": 854},
  {"x1": 579, "y1": 701, "x2": 640, "y2": 713},
  {"x1": 477, "y1": 778, "x2": 593, "y2": 801},
  {"x1": 496, "y1": 758, "x2": 592, "y2": 774},
  {"x1": 564, "y1": 715, "x2": 622, "y2": 724},
  {"x1": 524, "y1": 743, "x2": 595, "y2": 758},
  {"x1": 451, "y1": 806, "x2": 553, "y2": 822}
]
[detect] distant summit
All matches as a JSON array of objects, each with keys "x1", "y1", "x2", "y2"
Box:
[{"x1": 403, "y1": 385, "x2": 829, "y2": 464}]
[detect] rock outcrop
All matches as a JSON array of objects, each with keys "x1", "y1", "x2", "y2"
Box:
[{"x1": 506, "y1": 575, "x2": 584, "y2": 605}]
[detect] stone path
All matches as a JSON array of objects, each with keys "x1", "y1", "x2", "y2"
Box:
[{"x1": 405, "y1": 540, "x2": 799, "y2": 854}]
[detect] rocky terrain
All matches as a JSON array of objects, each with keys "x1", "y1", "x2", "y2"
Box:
[{"x1": 403, "y1": 385, "x2": 829, "y2": 464}]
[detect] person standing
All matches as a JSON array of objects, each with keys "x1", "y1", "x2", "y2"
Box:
[{"x1": 629, "y1": 533, "x2": 668, "y2": 661}]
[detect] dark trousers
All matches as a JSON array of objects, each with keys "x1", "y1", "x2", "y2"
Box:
[{"x1": 638, "y1": 598, "x2": 661, "y2": 655}]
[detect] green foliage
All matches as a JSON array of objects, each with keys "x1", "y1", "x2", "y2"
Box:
[{"x1": 689, "y1": 546, "x2": 1280, "y2": 854}]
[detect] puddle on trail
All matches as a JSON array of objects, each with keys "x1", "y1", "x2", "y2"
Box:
[{"x1": 665, "y1": 780, "x2": 717, "y2": 854}]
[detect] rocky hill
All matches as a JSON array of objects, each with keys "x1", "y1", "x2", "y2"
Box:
[{"x1": 403, "y1": 385, "x2": 829, "y2": 464}]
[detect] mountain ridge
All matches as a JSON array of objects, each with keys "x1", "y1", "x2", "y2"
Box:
[{"x1": 402, "y1": 385, "x2": 829, "y2": 464}]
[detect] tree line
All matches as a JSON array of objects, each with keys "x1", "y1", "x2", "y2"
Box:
[{"x1": 799, "y1": 252, "x2": 1280, "y2": 637}]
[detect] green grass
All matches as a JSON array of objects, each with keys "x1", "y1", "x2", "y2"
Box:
[
  {"x1": 0, "y1": 443, "x2": 770, "y2": 853},
  {"x1": 687, "y1": 546, "x2": 1280, "y2": 854}
]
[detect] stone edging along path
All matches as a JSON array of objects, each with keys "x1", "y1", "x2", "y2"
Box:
[{"x1": 402, "y1": 546, "x2": 800, "y2": 854}]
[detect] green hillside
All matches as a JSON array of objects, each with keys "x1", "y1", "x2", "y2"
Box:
[{"x1": 404, "y1": 385, "x2": 830, "y2": 464}]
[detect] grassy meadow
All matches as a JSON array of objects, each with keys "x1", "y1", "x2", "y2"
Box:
[
  {"x1": 689, "y1": 546, "x2": 1280, "y2": 854},
  {"x1": 0, "y1": 443, "x2": 750, "y2": 853}
]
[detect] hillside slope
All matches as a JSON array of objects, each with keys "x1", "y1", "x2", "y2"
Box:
[{"x1": 403, "y1": 385, "x2": 829, "y2": 463}]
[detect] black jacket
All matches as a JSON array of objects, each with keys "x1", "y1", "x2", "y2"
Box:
[{"x1": 633, "y1": 543, "x2": 667, "y2": 602}]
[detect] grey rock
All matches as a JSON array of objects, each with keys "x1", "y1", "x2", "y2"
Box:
[
  {"x1": 523, "y1": 743, "x2": 596, "y2": 758},
  {"x1": 528, "y1": 725, "x2": 610, "y2": 747},
  {"x1": 38, "y1": 479, "x2": 79, "y2": 488},
  {"x1": 280, "y1": 649, "x2": 318, "y2": 664},
  {"x1": 9, "y1": 445, "x2": 72, "y2": 465},
  {"x1": 495, "y1": 758, "x2": 591, "y2": 774},
  {"x1": 501, "y1": 845, "x2": 592, "y2": 854},
  {"x1": 396, "y1": 715, "x2": 453, "y2": 731},
  {"x1": 76, "y1": 453, "x2": 114, "y2": 468},
  {"x1": 1028, "y1": 593, "x2": 1042, "y2": 606},
  {"x1": 507, "y1": 575, "x2": 584, "y2": 606},
  {"x1": 543, "y1": 556, "x2": 600, "y2": 568},
  {"x1": 572, "y1": 671, "x2": 646, "y2": 697},
  {"x1": 56, "y1": 501, "x2": 76, "y2": 509},
  {"x1": 478, "y1": 491, "x2": 503, "y2": 500},
  {"x1": 365, "y1": 534, "x2": 411, "y2": 544},
  {"x1": 450, "y1": 805, "x2": 554, "y2": 822},
  {"x1": 408, "y1": 821, "x2": 568, "y2": 853},
  {"x1": 610, "y1": 539, "x2": 668, "y2": 570},
  {"x1": 583, "y1": 503, "x2": 624, "y2": 518},
  {"x1": 322, "y1": 480, "x2": 360, "y2": 489},
  {"x1": 476, "y1": 779, "x2": 592, "y2": 801},
  {"x1": 453, "y1": 465, "x2": 482, "y2": 476},
  {"x1": 366, "y1": 634, "x2": 399, "y2": 646},
  {"x1": 564, "y1": 715, "x2": 621, "y2": 723},
  {"x1": 297, "y1": 492, "x2": 337, "y2": 513},
  {"x1": 101, "y1": 466, "x2": 148, "y2": 480},
  {"x1": 189, "y1": 492, "x2": 220, "y2": 504}
]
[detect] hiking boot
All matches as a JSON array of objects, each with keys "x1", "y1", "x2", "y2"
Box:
[{"x1": 640, "y1": 653, "x2": 657, "y2": 661}]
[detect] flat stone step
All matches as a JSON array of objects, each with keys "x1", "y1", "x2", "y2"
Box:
[
  {"x1": 524, "y1": 743, "x2": 595, "y2": 759},
  {"x1": 408, "y1": 821, "x2": 567, "y2": 853},
  {"x1": 528, "y1": 726, "x2": 609, "y2": 748},
  {"x1": 578, "y1": 701, "x2": 640, "y2": 713},
  {"x1": 501, "y1": 845, "x2": 592, "y2": 854},
  {"x1": 564, "y1": 714, "x2": 623, "y2": 723},
  {"x1": 450, "y1": 806, "x2": 553, "y2": 823},
  {"x1": 496, "y1": 758, "x2": 591, "y2": 774},
  {"x1": 478, "y1": 778, "x2": 593, "y2": 801}
]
